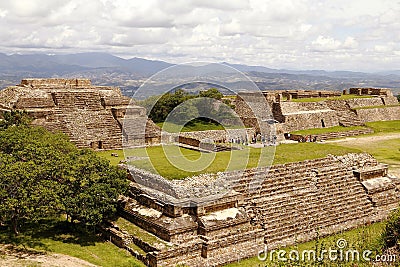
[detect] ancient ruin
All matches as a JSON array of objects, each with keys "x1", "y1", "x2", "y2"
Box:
[
  {"x1": 98, "y1": 87, "x2": 399, "y2": 266},
  {"x1": 235, "y1": 88, "x2": 400, "y2": 134},
  {"x1": 1, "y1": 79, "x2": 399, "y2": 266},
  {"x1": 1, "y1": 80, "x2": 398, "y2": 148},
  {"x1": 102, "y1": 153, "x2": 400, "y2": 266},
  {"x1": 0, "y1": 79, "x2": 161, "y2": 149}
]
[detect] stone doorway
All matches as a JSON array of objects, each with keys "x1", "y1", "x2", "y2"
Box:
[{"x1": 91, "y1": 141, "x2": 103, "y2": 149}]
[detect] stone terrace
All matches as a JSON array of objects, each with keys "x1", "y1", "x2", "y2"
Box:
[
  {"x1": 102, "y1": 153, "x2": 400, "y2": 266},
  {"x1": 235, "y1": 88, "x2": 399, "y2": 135},
  {"x1": 0, "y1": 79, "x2": 161, "y2": 149}
]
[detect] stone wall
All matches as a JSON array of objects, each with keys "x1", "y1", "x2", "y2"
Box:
[
  {"x1": 234, "y1": 92, "x2": 274, "y2": 132},
  {"x1": 15, "y1": 97, "x2": 56, "y2": 109},
  {"x1": 0, "y1": 79, "x2": 161, "y2": 149},
  {"x1": 346, "y1": 97, "x2": 384, "y2": 108},
  {"x1": 114, "y1": 153, "x2": 400, "y2": 266},
  {"x1": 237, "y1": 89, "x2": 398, "y2": 134},
  {"x1": 355, "y1": 106, "x2": 400, "y2": 122},
  {"x1": 21, "y1": 78, "x2": 92, "y2": 88},
  {"x1": 278, "y1": 101, "x2": 332, "y2": 114},
  {"x1": 283, "y1": 90, "x2": 341, "y2": 99},
  {"x1": 349, "y1": 87, "x2": 393, "y2": 96},
  {"x1": 286, "y1": 128, "x2": 374, "y2": 142},
  {"x1": 382, "y1": 96, "x2": 399, "y2": 105},
  {"x1": 282, "y1": 110, "x2": 339, "y2": 132},
  {"x1": 178, "y1": 128, "x2": 256, "y2": 143},
  {"x1": 272, "y1": 102, "x2": 339, "y2": 132}
]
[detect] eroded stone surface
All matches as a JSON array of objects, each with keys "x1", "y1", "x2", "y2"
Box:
[{"x1": 0, "y1": 79, "x2": 161, "y2": 149}]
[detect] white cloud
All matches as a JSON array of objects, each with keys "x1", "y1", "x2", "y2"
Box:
[
  {"x1": 311, "y1": 36, "x2": 342, "y2": 52},
  {"x1": 189, "y1": 0, "x2": 250, "y2": 11},
  {"x1": 343, "y1": 37, "x2": 358, "y2": 49},
  {"x1": 0, "y1": 8, "x2": 8, "y2": 18},
  {"x1": 0, "y1": 0, "x2": 399, "y2": 71},
  {"x1": 374, "y1": 44, "x2": 393, "y2": 53}
]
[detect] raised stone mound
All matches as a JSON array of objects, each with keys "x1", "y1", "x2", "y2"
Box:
[
  {"x1": 349, "y1": 87, "x2": 393, "y2": 97},
  {"x1": 285, "y1": 128, "x2": 374, "y2": 142},
  {"x1": 235, "y1": 88, "x2": 399, "y2": 135},
  {"x1": 0, "y1": 79, "x2": 161, "y2": 149},
  {"x1": 102, "y1": 153, "x2": 400, "y2": 266}
]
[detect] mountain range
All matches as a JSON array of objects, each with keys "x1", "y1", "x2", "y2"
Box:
[{"x1": 0, "y1": 52, "x2": 399, "y2": 96}]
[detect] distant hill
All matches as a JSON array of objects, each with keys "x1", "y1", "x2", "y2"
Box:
[
  {"x1": 0, "y1": 52, "x2": 172, "y2": 76},
  {"x1": 0, "y1": 52, "x2": 399, "y2": 96}
]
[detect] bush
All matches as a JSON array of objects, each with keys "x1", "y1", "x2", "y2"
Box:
[
  {"x1": 381, "y1": 207, "x2": 400, "y2": 249},
  {"x1": 0, "y1": 125, "x2": 129, "y2": 235}
]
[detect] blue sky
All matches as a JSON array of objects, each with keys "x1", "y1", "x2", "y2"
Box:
[{"x1": 0, "y1": 0, "x2": 399, "y2": 71}]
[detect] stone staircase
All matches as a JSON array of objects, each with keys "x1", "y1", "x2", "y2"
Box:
[
  {"x1": 326, "y1": 100, "x2": 364, "y2": 126},
  {"x1": 313, "y1": 128, "x2": 373, "y2": 140},
  {"x1": 337, "y1": 110, "x2": 364, "y2": 126},
  {"x1": 101, "y1": 154, "x2": 400, "y2": 266},
  {"x1": 100, "y1": 186, "x2": 264, "y2": 267},
  {"x1": 357, "y1": 165, "x2": 400, "y2": 217},
  {"x1": 52, "y1": 91, "x2": 103, "y2": 111},
  {"x1": 229, "y1": 154, "x2": 397, "y2": 248},
  {"x1": 45, "y1": 91, "x2": 123, "y2": 148},
  {"x1": 213, "y1": 144, "x2": 234, "y2": 152}
]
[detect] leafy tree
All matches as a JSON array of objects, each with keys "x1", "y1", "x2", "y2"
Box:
[
  {"x1": 216, "y1": 104, "x2": 241, "y2": 125},
  {"x1": 397, "y1": 94, "x2": 400, "y2": 102},
  {"x1": 59, "y1": 150, "x2": 128, "y2": 226},
  {"x1": 144, "y1": 90, "x2": 195, "y2": 123},
  {"x1": 168, "y1": 100, "x2": 199, "y2": 125},
  {"x1": 0, "y1": 110, "x2": 32, "y2": 129},
  {"x1": 0, "y1": 125, "x2": 128, "y2": 235},
  {"x1": 199, "y1": 88, "x2": 223, "y2": 100},
  {"x1": 138, "y1": 88, "x2": 230, "y2": 124},
  {"x1": 381, "y1": 207, "x2": 400, "y2": 249},
  {"x1": 0, "y1": 126, "x2": 72, "y2": 234},
  {"x1": 193, "y1": 97, "x2": 216, "y2": 122}
]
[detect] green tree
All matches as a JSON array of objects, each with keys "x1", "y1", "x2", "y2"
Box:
[
  {"x1": 0, "y1": 126, "x2": 72, "y2": 234},
  {"x1": 138, "y1": 88, "x2": 232, "y2": 124},
  {"x1": 0, "y1": 125, "x2": 128, "y2": 235},
  {"x1": 199, "y1": 88, "x2": 223, "y2": 100},
  {"x1": 381, "y1": 207, "x2": 400, "y2": 249},
  {"x1": 142, "y1": 90, "x2": 195, "y2": 123},
  {"x1": 60, "y1": 150, "x2": 128, "y2": 226},
  {"x1": 397, "y1": 94, "x2": 400, "y2": 102},
  {"x1": 0, "y1": 110, "x2": 32, "y2": 129},
  {"x1": 168, "y1": 100, "x2": 199, "y2": 125}
]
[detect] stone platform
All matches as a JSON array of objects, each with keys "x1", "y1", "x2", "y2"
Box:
[
  {"x1": 102, "y1": 153, "x2": 400, "y2": 266},
  {"x1": 0, "y1": 79, "x2": 161, "y2": 149}
]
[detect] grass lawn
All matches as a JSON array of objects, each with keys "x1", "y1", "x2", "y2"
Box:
[
  {"x1": 353, "y1": 104, "x2": 400, "y2": 110},
  {"x1": 0, "y1": 219, "x2": 145, "y2": 267},
  {"x1": 96, "y1": 149, "x2": 125, "y2": 166},
  {"x1": 291, "y1": 94, "x2": 372, "y2": 103},
  {"x1": 114, "y1": 217, "x2": 170, "y2": 247},
  {"x1": 335, "y1": 137, "x2": 400, "y2": 170},
  {"x1": 290, "y1": 125, "x2": 368, "y2": 135},
  {"x1": 108, "y1": 143, "x2": 360, "y2": 179},
  {"x1": 126, "y1": 145, "x2": 274, "y2": 179},
  {"x1": 290, "y1": 120, "x2": 400, "y2": 137},
  {"x1": 273, "y1": 142, "x2": 360, "y2": 165},
  {"x1": 225, "y1": 222, "x2": 385, "y2": 267},
  {"x1": 95, "y1": 121, "x2": 400, "y2": 179},
  {"x1": 365, "y1": 120, "x2": 400, "y2": 134}
]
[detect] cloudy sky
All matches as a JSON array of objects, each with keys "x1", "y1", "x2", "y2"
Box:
[{"x1": 0, "y1": 0, "x2": 399, "y2": 71}]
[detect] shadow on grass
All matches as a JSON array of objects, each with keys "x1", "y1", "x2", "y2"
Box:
[{"x1": 0, "y1": 218, "x2": 99, "y2": 250}]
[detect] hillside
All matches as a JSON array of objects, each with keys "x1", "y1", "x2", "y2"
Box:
[{"x1": 0, "y1": 53, "x2": 399, "y2": 97}]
